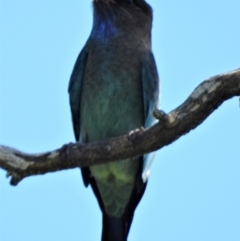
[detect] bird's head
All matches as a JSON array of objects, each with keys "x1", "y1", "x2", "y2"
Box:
[
  {"x1": 91, "y1": 0, "x2": 153, "y2": 44},
  {"x1": 92, "y1": 0, "x2": 152, "y2": 15}
]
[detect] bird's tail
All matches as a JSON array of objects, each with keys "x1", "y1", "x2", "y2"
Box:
[
  {"x1": 102, "y1": 214, "x2": 126, "y2": 241},
  {"x1": 101, "y1": 171, "x2": 147, "y2": 241}
]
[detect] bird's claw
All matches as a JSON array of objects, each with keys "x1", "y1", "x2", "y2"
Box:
[{"x1": 128, "y1": 127, "x2": 145, "y2": 140}]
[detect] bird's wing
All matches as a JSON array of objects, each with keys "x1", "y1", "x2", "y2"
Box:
[
  {"x1": 68, "y1": 46, "x2": 91, "y2": 187},
  {"x1": 141, "y1": 51, "x2": 159, "y2": 182},
  {"x1": 68, "y1": 47, "x2": 89, "y2": 142}
]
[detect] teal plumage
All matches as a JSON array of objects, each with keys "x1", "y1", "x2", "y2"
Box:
[{"x1": 69, "y1": 1, "x2": 159, "y2": 240}]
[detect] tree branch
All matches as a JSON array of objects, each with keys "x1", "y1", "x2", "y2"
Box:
[{"x1": 1, "y1": 68, "x2": 240, "y2": 185}]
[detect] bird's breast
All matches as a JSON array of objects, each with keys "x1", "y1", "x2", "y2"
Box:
[{"x1": 80, "y1": 46, "x2": 144, "y2": 142}]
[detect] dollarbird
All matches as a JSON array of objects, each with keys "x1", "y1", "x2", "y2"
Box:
[{"x1": 68, "y1": 0, "x2": 159, "y2": 240}]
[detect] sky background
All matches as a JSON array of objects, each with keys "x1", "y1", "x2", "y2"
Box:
[{"x1": 1, "y1": 1, "x2": 240, "y2": 241}]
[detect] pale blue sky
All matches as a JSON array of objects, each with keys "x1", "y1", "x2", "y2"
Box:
[{"x1": 1, "y1": 1, "x2": 240, "y2": 241}]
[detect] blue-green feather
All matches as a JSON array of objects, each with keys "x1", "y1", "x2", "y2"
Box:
[{"x1": 68, "y1": 1, "x2": 159, "y2": 240}]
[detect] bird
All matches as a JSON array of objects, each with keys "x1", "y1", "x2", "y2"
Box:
[{"x1": 68, "y1": 0, "x2": 159, "y2": 240}]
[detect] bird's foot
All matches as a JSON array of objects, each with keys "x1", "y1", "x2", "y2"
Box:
[{"x1": 128, "y1": 126, "x2": 145, "y2": 140}]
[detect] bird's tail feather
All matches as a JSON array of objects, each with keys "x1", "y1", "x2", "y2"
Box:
[{"x1": 102, "y1": 214, "x2": 126, "y2": 241}]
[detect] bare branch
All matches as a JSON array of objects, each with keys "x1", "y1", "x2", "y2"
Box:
[{"x1": 1, "y1": 68, "x2": 240, "y2": 185}]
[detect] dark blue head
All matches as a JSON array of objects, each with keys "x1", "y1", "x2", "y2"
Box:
[{"x1": 90, "y1": 0, "x2": 152, "y2": 43}]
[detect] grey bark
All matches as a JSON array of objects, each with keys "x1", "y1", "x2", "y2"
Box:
[{"x1": 0, "y1": 68, "x2": 239, "y2": 185}]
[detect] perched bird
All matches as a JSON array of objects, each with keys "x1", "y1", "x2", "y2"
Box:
[{"x1": 68, "y1": 0, "x2": 159, "y2": 240}]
